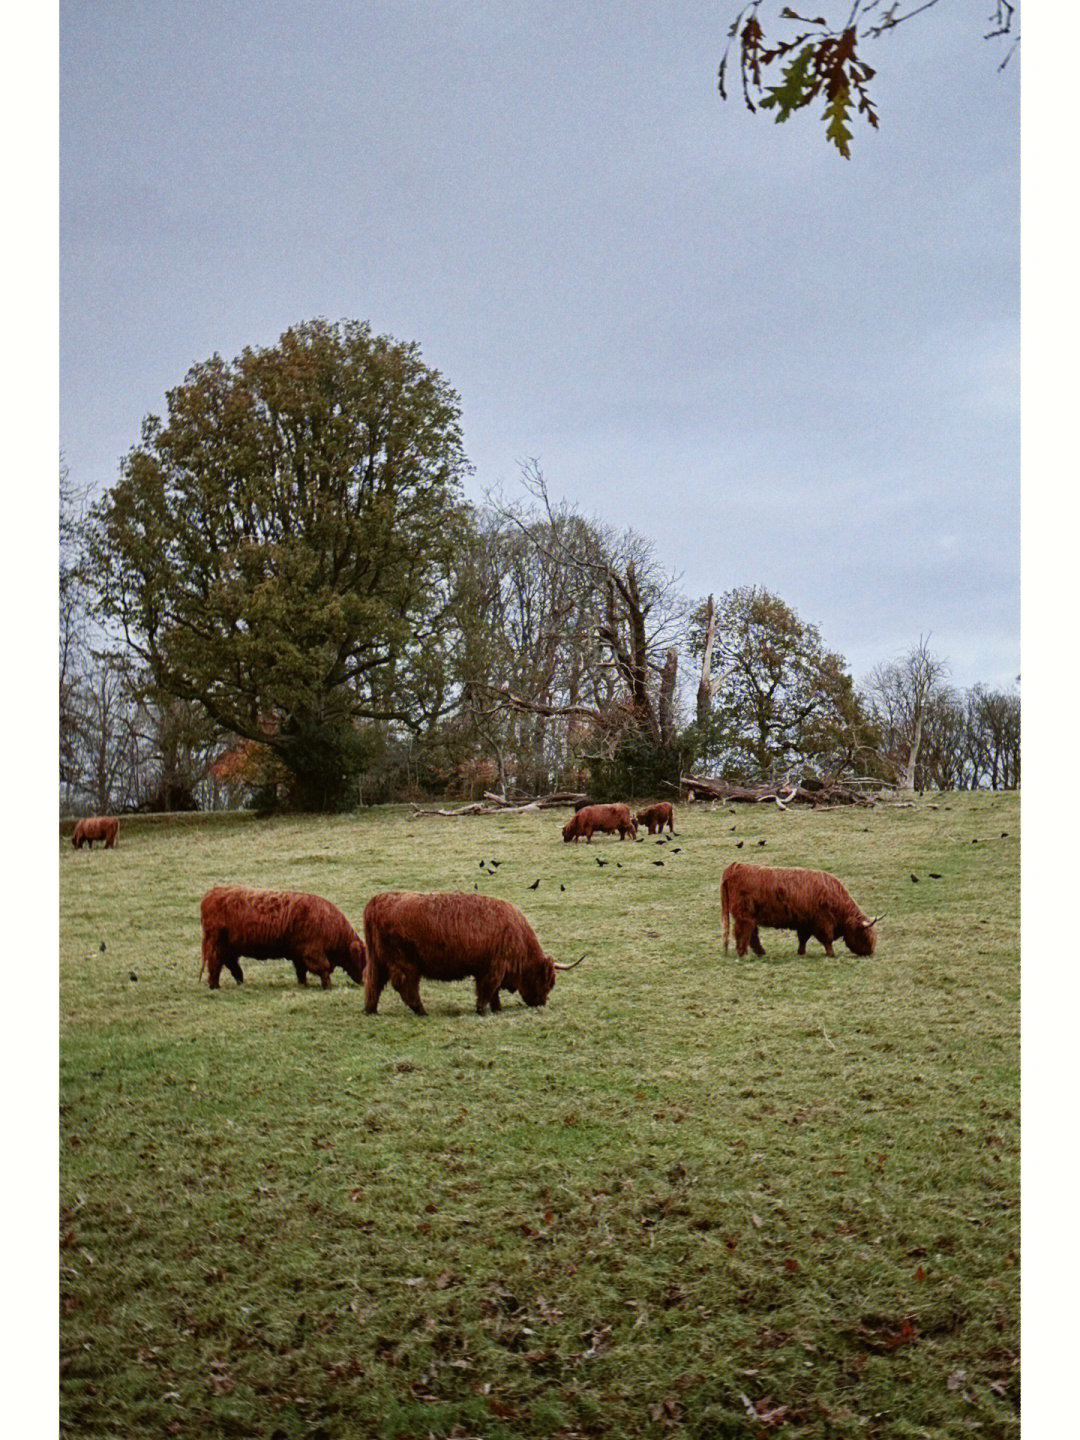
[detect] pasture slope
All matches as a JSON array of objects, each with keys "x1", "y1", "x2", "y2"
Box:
[{"x1": 60, "y1": 793, "x2": 1019, "y2": 1439}]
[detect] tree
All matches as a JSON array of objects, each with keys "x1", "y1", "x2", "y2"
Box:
[
  {"x1": 965, "y1": 684, "x2": 1020, "y2": 789},
  {"x1": 864, "y1": 635, "x2": 949, "y2": 790},
  {"x1": 470, "y1": 466, "x2": 689, "y2": 798},
  {"x1": 89, "y1": 319, "x2": 471, "y2": 811},
  {"x1": 60, "y1": 461, "x2": 90, "y2": 798},
  {"x1": 689, "y1": 585, "x2": 873, "y2": 780},
  {"x1": 719, "y1": 1, "x2": 1019, "y2": 157}
]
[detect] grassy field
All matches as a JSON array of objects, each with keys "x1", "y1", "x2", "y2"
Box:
[{"x1": 59, "y1": 792, "x2": 1019, "y2": 1439}]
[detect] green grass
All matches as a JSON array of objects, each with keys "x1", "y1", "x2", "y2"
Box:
[{"x1": 60, "y1": 793, "x2": 1019, "y2": 1439}]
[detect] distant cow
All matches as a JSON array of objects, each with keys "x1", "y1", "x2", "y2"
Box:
[
  {"x1": 200, "y1": 886, "x2": 366, "y2": 990},
  {"x1": 562, "y1": 803, "x2": 637, "y2": 843},
  {"x1": 721, "y1": 863, "x2": 880, "y2": 959},
  {"x1": 71, "y1": 816, "x2": 119, "y2": 849},
  {"x1": 362, "y1": 890, "x2": 585, "y2": 1016},
  {"x1": 636, "y1": 802, "x2": 674, "y2": 836}
]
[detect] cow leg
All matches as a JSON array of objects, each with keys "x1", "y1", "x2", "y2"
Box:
[
  {"x1": 750, "y1": 926, "x2": 766, "y2": 956},
  {"x1": 796, "y1": 925, "x2": 812, "y2": 956},
  {"x1": 363, "y1": 960, "x2": 388, "y2": 1014},
  {"x1": 475, "y1": 974, "x2": 502, "y2": 1015},
  {"x1": 298, "y1": 948, "x2": 332, "y2": 989},
  {"x1": 816, "y1": 926, "x2": 837, "y2": 958},
  {"x1": 223, "y1": 950, "x2": 244, "y2": 985},
  {"x1": 733, "y1": 918, "x2": 756, "y2": 958},
  {"x1": 203, "y1": 932, "x2": 223, "y2": 989}
]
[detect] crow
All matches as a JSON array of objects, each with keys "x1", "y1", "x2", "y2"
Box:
[
  {"x1": 910, "y1": 874, "x2": 920, "y2": 883},
  {"x1": 671, "y1": 848, "x2": 681, "y2": 854},
  {"x1": 652, "y1": 860, "x2": 664, "y2": 867},
  {"x1": 560, "y1": 884, "x2": 566, "y2": 892},
  {"x1": 490, "y1": 860, "x2": 502, "y2": 867},
  {"x1": 129, "y1": 971, "x2": 138, "y2": 982},
  {"x1": 928, "y1": 872, "x2": 942, "y2": 879},
  {"x1": 1001, "y1": 832, "x2": 1009, "y2": 839},
  {"x1": 757, "y1": 839, "x2": 766, "y2": 847},
  {"x1": 99, "y1": 941, "x2": 107, "y2": 953},
  {"x1": 736, "y1": 841, "x2": 744, "y2": 849},
  {"x1": 596, "y1": 857, "x2": 608, "y2": 867},
  {"x1": 528, "y1": 879, "x2": 540, "y2": 890}
]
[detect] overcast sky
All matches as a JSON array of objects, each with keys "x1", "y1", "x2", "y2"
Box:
[{"x1": 59, "y1": 1, "x2": 1020, "y2": 692}]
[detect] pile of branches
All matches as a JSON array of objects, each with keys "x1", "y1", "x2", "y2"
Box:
[
  {"x1": 410, "y1": 790, "x2": 588, "y2": 818},
  {"x1": 680, "y1": 775, "x2": 876, "y2": 808}
]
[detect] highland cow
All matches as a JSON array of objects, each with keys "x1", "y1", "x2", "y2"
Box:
[
  {"x1": 71, "y1": 816, "x2": 119, "y2": 849},
  {"x1": 721, "y1": 863, "x2": 880, "y2": 959},
  {"x1": 200, "y1": 886, "x2": 366, "y2": 990},
  {"x1": 561, "y1": 803, "x2": 637, "y2": 843},
  {"x1": 635, "y1": 802, "x2": 675, "y2": 836},
  {"x1": 362, "y1": 890, "x2": 585, "y2": 1016}
]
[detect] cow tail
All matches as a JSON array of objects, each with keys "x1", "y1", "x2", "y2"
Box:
[{"x1": 721, "y1": 875, "x2": 731, "y2": 956}]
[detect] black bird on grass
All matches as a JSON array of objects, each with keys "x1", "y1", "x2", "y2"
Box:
[
  {"x1": 596, "y1": 857, "x2": 608, "y2": 867},
  {"x1": 652, "y1": 860, "x2": 664, "y2": 867},
  {"x1": 99, "y1": 941, "x2": 106, "y2": 953},
  {"x1": 736, "y1": 841, "x2": 744, "y2": 849},
  {"x1": 910, "y1": 873, "x2": 920, "y2": 883},
  {"x1": 560, "y1": 884, "x2": 566, "y2": 892},
  {"x1": 129, "y1": 971, "x2": 138, "y2": 982},
  {"x1": 490, "y1": 859, "x2": 502, "y2": 867},
  {"x1": 928, "y1": 872, "x2": 943, "y2": 879},
  {"x1": 671, "y1": 848, "x2": 681, "y2": 854},
  {"x1": 757, "y1": 839, "x2": 766, "y2": 847},
  {"x1": 528, "y1": 878, "x2": 540, "y2": 890}
]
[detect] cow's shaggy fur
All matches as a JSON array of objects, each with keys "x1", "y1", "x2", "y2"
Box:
[
  {"x1": 363, "y1": 891, "x2": 561, "y2": 1016},
  {"x1": 721, "y1": 862, "x2": 877, "y2": 958},
  {"x1": 71, "y1": 816, "x2": 119, "y2": 849},
  {"x1": 635, "y1": 802, "x2": 675, "y2": 835},
  {"x1": 561, "y1": 802, "x2": 637, "y2": 843},
  {"x1": 200, "y1": 886, "x2": 366, "y2": 989}
]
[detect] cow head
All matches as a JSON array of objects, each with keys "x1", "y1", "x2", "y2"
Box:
[
  {"x1": 562, "y1": 818, "x2": 578, "y2": 842},
  {"x1": 339, "y1": 937, "x2": 368, "y2": 985},
  {"x1": 844, "y1": 914, "x2": 880, "y2": 957},
  {"x1": 518, "y1": 951, "x2": 587, "y2": 1006}
]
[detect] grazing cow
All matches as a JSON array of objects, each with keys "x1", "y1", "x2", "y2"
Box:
[
  {"x1": 561, "y1": 803, "x2": 637, "y2": 843},
  {"x1": 721, "y1": 863, "x2": 880, "y2": 959},
  {"x1": 71, "y1": 816, "x2": 119, "y2": 849},
  {"x1": 635, "y1": 801, "x2": 675, "y2": 836},
  {"x1": 362, "y1": 890, "x2": 585, "y2": 1016},
  {"x1": 200, "y1": 886, "x2": 366, "y2": 990}
]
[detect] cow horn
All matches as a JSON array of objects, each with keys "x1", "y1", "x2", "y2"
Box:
[
  {"x1": 862, "y1": 912, "x2": 886, "y2": 927},
  {"x1": 553, "y1": 952, "x2": 588, "y2": 971}
]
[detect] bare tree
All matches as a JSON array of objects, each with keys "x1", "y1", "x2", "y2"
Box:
[{"x1": 865, "y1": 636, "x2": 950, "y2": 791}]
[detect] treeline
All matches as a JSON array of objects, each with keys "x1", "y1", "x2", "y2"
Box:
[{"x1": 59, "y1": 319, "x2": 1019, "y2": 815}]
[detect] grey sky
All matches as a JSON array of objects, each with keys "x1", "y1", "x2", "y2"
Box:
[{"x1": 60, "y1": 1, "x2": 1020, "y2": 692}]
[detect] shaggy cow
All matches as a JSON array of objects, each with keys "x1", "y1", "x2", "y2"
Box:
[
  {"x1": 71, "y1": 816, "x2": 119, "y2": 849},
  {"x1": 362, "y1": 890, "x2": 584, "y2": 1016},
  {"x1": 200, "y1": 886, "x2": 366, "y2": 990},
  {"x1": 635, "y1": 801, "x2": 675, "y2": 836},
  {"x1": 561, "y1": 803, "x2": 637, "y2": 843},
  {"x1": 721, "y1": 863, "x2": 880, "y2": 959}
]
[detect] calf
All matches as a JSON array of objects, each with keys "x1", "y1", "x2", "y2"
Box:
[{"x1": 635, "y1": 802, "x2": 674, "y2": 835}]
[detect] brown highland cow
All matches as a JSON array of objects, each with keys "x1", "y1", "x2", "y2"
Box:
[
  {"x1": 635, "y1": 801, "x2": 674, "y2": 835},
  {"x1": 362, "y1": 890, "x2": 584, "y2": 1016},
  {"x1": 721, "y1": 862, "x2": 880, "y2": 959},
  {"x1": 200, "y1": 886, "x2": 366, "y2": 989},
  {"x1": 561, "y1": 803, "x2": 637, "y2": 843},
  {"x1": 71, "y1": 816, "x2": 119, "y2": 849}
]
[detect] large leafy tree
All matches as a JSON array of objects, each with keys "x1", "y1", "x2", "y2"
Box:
[
  {"x1": 90, "y1": 319, "x2": 471, "y2": 810},
  {"x1": 689, "y1": 585, "x2": 874, "y2": 779}
]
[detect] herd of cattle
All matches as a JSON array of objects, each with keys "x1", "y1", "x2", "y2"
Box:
[{"x1": 69, "y1": 799, "x2": 881, "y2": 1014}]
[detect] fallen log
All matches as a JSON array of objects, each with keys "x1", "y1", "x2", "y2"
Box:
[
  {"x1": 680, "y1": 776, "x2": 875, "y2": 808},
  {"x1": 410, "y1": 791, "x2": 588, "y2": 818}
]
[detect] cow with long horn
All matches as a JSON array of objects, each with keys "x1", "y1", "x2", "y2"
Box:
[
  {"x1": 362, "y1": 891, "x2": 585, "y2": 1016},
  {"x1": 721, "y1": 862, "x2": 881, "y2": 959}
]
